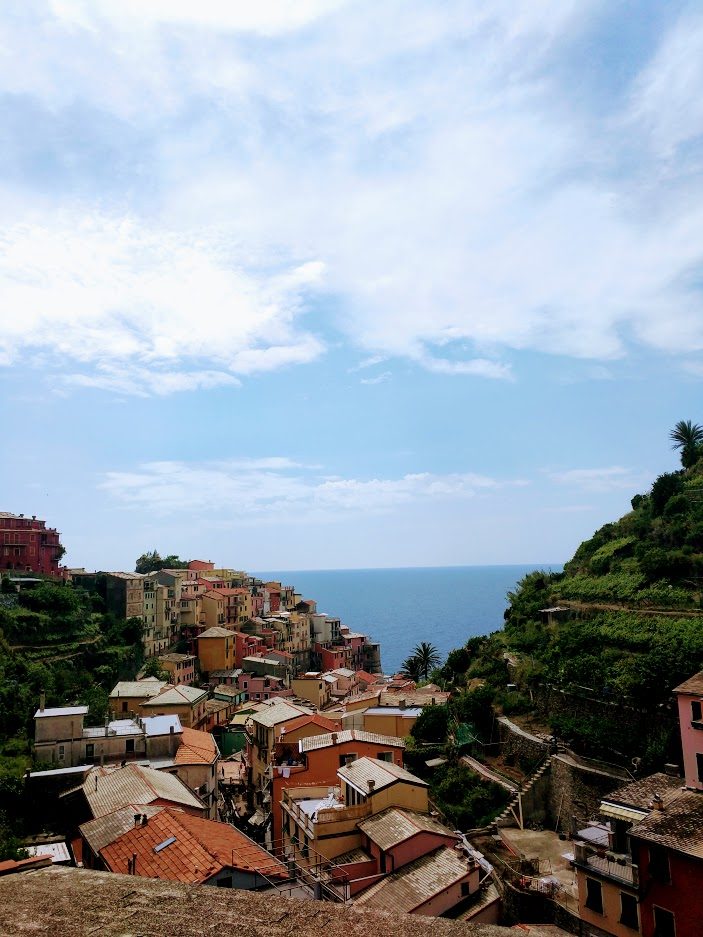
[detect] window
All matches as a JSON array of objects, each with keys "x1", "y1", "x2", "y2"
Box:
[
  {"x1": 121, "y1": 701, "x2": 128, "y2": 713},
  {"x1": 697, "y1": 753, "x2": 703, "y2": 783},
  {"x1": 648, "y1": 846, "x2": 671, "y2": 884},
  {"x1": 339, "y1": 753, "x2": 358, "y2": 767},
  {"x1": 85, "y1": 744, "x2": 95, "y2": 760},
  {"x1": 692, "y1": 700, "x2": 702, "y2": 722},
  {"x1": 585, "y1": 878, "x2": 603, "y2": 914},
  {"x1": 461, "y1": 881, "x2": 471, "y2": 897},
  {"x1": 57, "y1": 745, "x2": 65, "y2": 760},
  {"x1": 377, "y1": 752, "x2": 393, "y2": 763},
  {"x1": 619, "y1": 892, "x2": 639, "y2": 930},
  {"x1": 125, "y1": 739, "x2": 135, "y2": 754},
  {"x1": 653, "y1": 907, "x2": 676, "y2": 937}
]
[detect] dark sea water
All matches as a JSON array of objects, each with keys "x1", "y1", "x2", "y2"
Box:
[{"x1": 254, "y1": 565, "x2": 559, "y2": 675}]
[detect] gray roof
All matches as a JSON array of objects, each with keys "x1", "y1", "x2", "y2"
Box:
[
  {"x1": 603, "y1": 772, "x2": 683, "y2": 811},
  {"x1": 338, "y1": 757, "x2": 427, "y2": 794},
  {"x1": 140, "y1": 685, "x2": 207, "y2": 707},
  {"x1": 354, "y1": 846, "x2": 475, "y2": 912},
  {"x1": 300, "y1": 730, "x2": 405, "y2": 754},
  {"x1": 251, "y1": 699, "x2": 313, "y2": 728},
  {"x1": 364, "y1": 706, "x2": 423, "y2": 717},
  {"x1": 34, "y1": 706, "x2": 88, "y2": 719},
  {"x1": 80, "y1": 805, "x2": 164, "y2": 855},
  {"x1": 358, "y1": 808, "x2": 456, "y2": 851},
  {"x1": 109, "y1": 680, "x2": 166, "y2": 699},
  {"x1": 0, "y1": 866, "x2": 516, "y2": 936},
  {"x1": 197, "y1": 626, "x2": 233, "y2": 638},
  {"x1": 628, "y1": 788, "x2": 703, "y2": 858},
  {"x1": 72, "y1": 764, "x2": 204, "y2": 818}
]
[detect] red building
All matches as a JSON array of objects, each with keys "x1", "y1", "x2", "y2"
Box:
[{"x1": 1, "y1": 512, "x2": 65, "y2": 577}]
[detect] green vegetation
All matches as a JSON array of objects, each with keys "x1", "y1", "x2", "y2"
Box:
[
  {"x1": 401, "y1": 641, "x2": 442, "y2": 681},
  {"x1": 439, "y1": 422, "x2": 703, "y2": 767},
  {"x1": 135, "y1": 551, "x2": 189, "y2": 574},
  {"x1": 430, "y1": 762, "x2": 508, "y2": 829}
]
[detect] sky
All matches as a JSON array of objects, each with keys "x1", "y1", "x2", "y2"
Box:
[{"x1": 1, "y1": 0, "x2": 703, "y2": 572}]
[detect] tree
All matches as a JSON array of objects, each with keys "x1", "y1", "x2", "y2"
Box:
[
  {"x1": 670, "y1": 420, "x2": 703, "y2": 468},
  {"x1": 400, "y1": 655, "x2": 423, "y2": 682},
  {"x1": 411, "y1": 642, "x2": 442, "y2": 680},
  {"x1": 135, "y1": 551, "x2": 188, "y2": 574}
]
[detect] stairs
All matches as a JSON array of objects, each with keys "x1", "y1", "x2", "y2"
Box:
[{"x1": 494, "y1": 755, "x2": 553, "y2": 829}]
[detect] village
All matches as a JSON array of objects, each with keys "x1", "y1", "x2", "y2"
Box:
[{"x1": 1, "y1": 519, "x2": 702, "y2": 935}]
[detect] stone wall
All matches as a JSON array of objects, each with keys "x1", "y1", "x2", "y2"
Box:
[
  {"x1": 496, "y1": 716, "x2": 549, "y2": 771},
  {"x1": 548, "y1": 753, "x2": 630, "y2": 832}
]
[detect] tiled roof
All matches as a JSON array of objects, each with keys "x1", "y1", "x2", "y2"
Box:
[
  {"x1": 300, "y1": 730, "x2": 405, "y2": 753},
  {"x1": 251, "y1": 699, "x2": 313, "y2": 728},
  {"x1": 603, "y1": 772, "x2": 683, "y2": 811},
  {"x1": 279, "y1": 714, "x2": 340, "y2": 735},
  {"x1": 673, "y1": 672, "x2": 703, "y2": 694},
  {"x1": 359, "y1": 808, "x2": 456, "y2": 851},
  {"x1": 0, "y1": 865, "x2": 516, "y2": 937},
  {"x1": 175, "y1": 727, "x2": 218, "y2": 766},
  {"x1": 197, "y1": 626, "x2": 232, "y2": 638},
  {"x1": 354, "y1": 846, "x2": 474, "y2": 912},
  {"x1": 628, "y1": 789, "x2": 703, "y2": 857},
  {"x1": 80, "y1": 805, "x2": 164, "y2": 856},
  {"x1": 75, "y1": 764, "x2": 205, "y2": 818},
  {"x1": 141, "y1": 685, "x2": 207, "y2": 707},
  {"x1": 0, "y1": 855, "x2": 53, "y2": 875},
  {"x1": 100, "y1": 808, "x2": 288, "y2": 884},
  {"x1": 338, "y1": 757, "x2": 426, "y2": 794},
  {"x1": 109, "y1": 681, "x2": 166, "y2": 699}
]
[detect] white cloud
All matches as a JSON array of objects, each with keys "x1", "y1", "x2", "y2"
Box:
[
  {"x1": 548, "y1": 466, "x2": 648, "y2": 493},
  {"x1": 1, "y1": 2, "x2": 703, "y2": 391},
  {"x1": 101, "y1": 458, "x2": 524, "y2": 519},
  {"x1": 0, "y1": 217, "x2": 324, "y2": 389},
  {"x1": 360, "y1": 371, "x2": 391, "y2": 385}
]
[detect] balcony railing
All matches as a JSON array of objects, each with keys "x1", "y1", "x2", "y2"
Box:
[{"x1": 573, "y1": 841, "x2": 639, "y2": 887}]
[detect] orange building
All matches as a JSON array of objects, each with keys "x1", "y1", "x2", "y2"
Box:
[
  {"x1": 271, "y1": 729, "x2": 405, "y2": 850},
  {"x1": 197, "y1": 626, "x2": 235, "y2": 673}
]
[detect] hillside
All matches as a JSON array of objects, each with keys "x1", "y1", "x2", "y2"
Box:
[{"x1": 450, "y1": 438, "x2": 703, "y2": 767}]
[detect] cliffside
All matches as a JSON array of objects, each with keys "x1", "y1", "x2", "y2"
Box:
[{"x1": 454, "y1": 452, "x2": 703, "y2": 767}]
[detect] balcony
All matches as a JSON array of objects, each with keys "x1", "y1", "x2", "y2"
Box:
[
  {"x1": 281, "y1": 787, "x2": 370, "y2": 839},
  {"x1": 573, "y1": 841, "x2": 639, "y2": 887}
]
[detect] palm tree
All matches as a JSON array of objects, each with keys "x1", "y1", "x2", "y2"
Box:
[
  {"x1": 412, "y1": 641, "x2": 442, "y2": 680},
  {"x1": 400, "y1": 655, "x2": 423, "y2": 682},
  {"x1": 670, "y1": 420, "x2": 703, "y2": 468}
]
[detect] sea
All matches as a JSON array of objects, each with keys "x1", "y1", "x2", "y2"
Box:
[{"x1": 253, "y1": 565, "x2": 559, "y2": 675}]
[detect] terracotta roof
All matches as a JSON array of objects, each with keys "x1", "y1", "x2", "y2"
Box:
[
  {"x1": 175, "y1": 727, "x2": 219, "y2": 766},
  {"x1": 602, "y1": 772, "x2": 683, "y2": 812},
  {"x1": 673, "y1": 672, "x2": 703, "y2": 695},
  {"x1": 100, "y1": 808, "x2": 288, "y2": 884},
  {"x1": 358, "y1": 807, "x2": 456, "y2": 851},
  {"x1": 0, "y1": 855, "x2": 53, "y2": 876},
  {"x1": 354, "y1": 846, "x2": 474, "y2": 912},
  {"x1": 300, "y1": 730, "x2": 405, "y2": 753},
  {"x1": 71, "y1": 764, "x2": 205, "y2": 818},
  {"x1": 279, "y1": 714, "x2": 340, "y2": 735},
  {"x1": 0, "y1": 865, "x2": 515, "y2": 935},
  {"x1": 80, "y1": 805, "x2": 164, "y2": 856},
  {"x1": 628, "y1": 788, "x2": 703, "y2": 857},
  {"x1": 338, "y1": 757, "x2": 427, "y2": 794}
]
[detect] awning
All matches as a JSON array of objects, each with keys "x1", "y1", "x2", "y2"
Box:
[{"x1": 600, "y1": 802, "x2": 648, "y2": 822}]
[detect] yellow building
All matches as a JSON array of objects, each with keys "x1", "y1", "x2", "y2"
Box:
[
  {"x1": 201, "y1": 592, "x2": 226, "y2": 631},
  {"x1": 291, "y1": 673, "x2": 332, "y2": 710},
  {"x1": 281, "y1": 757, "x2": 429, "y2": 862},
  {"x1": 197, "y1": 626, "x2": 235, "y2": 673},
  {"x1": 139, "y1": 684, "x2": 208, "y2": 728},
  {"x1": 363, "y1": 705, "x2": 423, "y2": 738}
]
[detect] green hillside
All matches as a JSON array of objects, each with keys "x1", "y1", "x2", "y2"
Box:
[{"x1": 449, "y1": 427, "x2": 703, "y2": 766}]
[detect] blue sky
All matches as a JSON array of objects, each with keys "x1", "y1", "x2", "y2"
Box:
[{"x1": 1, "y1": 1, "x2": 703, "y2": 571}]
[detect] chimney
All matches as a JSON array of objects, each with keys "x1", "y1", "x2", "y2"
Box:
[
  {"x1": 132, "y1": 853, "x2": 137, "y2": 875},
  {"x1": 367, "y1": 779, "x2": 375, "y2": 793},
  {"x1": 169, "y1": 725, "x2": 177, "y2": 756},
  {"x1": 141, "y1": 814, "x2": 148, "y2": 826},
  {"x1": 331, "y1": 732, "x2": 338, "y2": 744},
  {"x1": 399, "y1": 698, "x2": 406, "y2": 710},
  {"x1": 39, "y1": 691, "x2": 45, "y2": 713},
  {"x1": 651, "y1": 793, "x2": 664, "y2": 811},
  {"x1": 134, "y1": 814, "x2": 141, "y2": 828}
]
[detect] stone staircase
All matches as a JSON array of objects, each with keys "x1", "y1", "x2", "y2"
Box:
[{"x1": 494, "y1": 755, "x2": 553, "y2": 829}]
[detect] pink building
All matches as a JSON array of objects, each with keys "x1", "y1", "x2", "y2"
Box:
[
  {"x1": 674, "y1": 672, "x2": 703, "y2": 789},
  {"x1": 236, "y1": 671, "x2": 292, "y2": 702}
]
